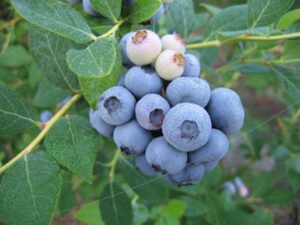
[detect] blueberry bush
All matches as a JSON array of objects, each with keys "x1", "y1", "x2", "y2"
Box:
[{"x1": 0, "y1": 0, "x2": 300, "y2": 224}]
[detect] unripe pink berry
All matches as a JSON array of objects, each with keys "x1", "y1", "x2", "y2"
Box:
[
  {"x1": 161, "y1": 33, "x2": 186, "y2": 54},
  {"x1": 126, "y1": 30, "x2": 162, "y2": 66},
  {"x1": 155, "y1": 50, "x2": 185, "y2": 80}
]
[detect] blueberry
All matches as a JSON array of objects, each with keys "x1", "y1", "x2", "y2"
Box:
[
  {"x1": 135, "y1": 94, "x2": 170, "y2": 130},
  {"x1": 145, "y1": 137, "x2": 187, "y2": 174},
  {"x1": 113, "y1": 120, "x2": 152, "y2": 155},
  {"x1": 127, "y1": 30, "x2": 162, "y2": 66},
  {"x1": 189, "y1": 129, "x2": 229, "y2": 164},
  {"x1": 134, "y1": 154, "x2": 156, "y2": 176},
  {"x1": 161, "y1": 33, "x2": 186, "y2": 54},
  {"x1": 99, "y1": 86, "x2": 136, "y2": 125},
  {"x1": 166, "y1": 164, "x2": 205, "y2": 186},
  {"x1": 117, "y1": 72, "x2": 127, "y2": 87},
  {"x1": 89, "y1": 109, "x2": 115, "y2": 137},
  {"x1": 119, "y1": 32, "x2": 135, "y2": 66},
  {"x1": 223, "y1": 181, "x2": 237, "y2": 195},
  {"x1": 123, "y1": 0, "x2": 134, "y2": 5},
  {"x1": 162, "y1": 103, "x2": 212, "y2": 152},
  {"x1": 166, "y1": 77, "x2": 210, "y2": 107},
  {"x1": 150, "y1": 4, "x2": 164, "y2": 24},
  {"x1": 182, "y1": 54, "x2": 201, "y2": 77},
  {"x1": 125, "y1": 66, "x2": 163, "y2": 98},
  {"x1": 40, "y1": 110, "x2": 53, "y2": 124},
  {"x1": 202, "y1": 160, "x2": 218, "y2": 172},
  {"x1": 155, "y1": 50, "x2": 185, "y2": 80},
  {"x1": 207, "y1": 88, "x2": 245, "y2": 135},
  {"x1": 82, "y1": 0, "x2": 97, "y2": 16}
]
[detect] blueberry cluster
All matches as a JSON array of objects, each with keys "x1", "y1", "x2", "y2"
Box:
[{"x1": 90, "y1": 29, "x2": 245, "y2": 186}]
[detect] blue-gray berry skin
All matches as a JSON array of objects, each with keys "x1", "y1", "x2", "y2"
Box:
[
  {"x1": 182, "y1": 54, "x2": 201, "y2": 77},
  {"x1": 123, "y1": 0, "x2": 134, "y2": 5},
  {"x1": 145, "y1": 137, "x2": 187, "y2": 174},
  {"x1": 113, "y1": 120, "x2": 152, "y2": 155},
  {"x1": 166, "y1": 77, "x2": 210, "y2": 107},
  {"x1": 117, "y1": 72, "x2": 127, "y2": 87},
  {"x1": 119, "y1": 32, "x2": 134, "y2": 66},
  {"x1": 202, "y1": 160, "x2": 218, "y2": 172},
  {"x1": 150, "y1": 4, "x2": 164, "y2": 24},
  {"x1": 99, "y1": 86, "x2": 136, "y2": 125},
  {"x1": 135, "y1": 94, "x2": 170, "y2": 130},
  {"x1": 125, "y1": 66, "x2": 163, "y2": 98},
  {"x1": 40, "y1": 110, "x2": 53, "y2": 124},
  {"x1": 82, "y1": 0, "x2": 97, "y2": 16},
  {"x1": 134, "y1": 154, "x2": 156, "y2": 176},
  {"x1": 166, "y1": 164, "x2": 205, "y2": 186},
  {"x1": 189, "y1": 129, "x2": 229, "y2": 164},
  {"x1": 89, "y1": 109, "x2": 115, "y2": 137},
  {"x1": 207, "y1": 88, "x2": 245, "y2": 135},
  {"x1": 162, "y1": 103, "x2": 212, "y2": 152}
]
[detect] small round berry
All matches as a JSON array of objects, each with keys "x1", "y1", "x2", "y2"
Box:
[
  {"x1": 145, "y1": 137, "x2": 187, "y2": 174},
  {"x1": 117, "y1": 72, "x2": 127, "y2": 87},
  {"x1": 40, "y1": 110, "x2": 53, "y2": 124},
  {"x1": 99, "y1": 86, "x2": 136, "y2": 125},
  {"x1": 119, "y1": 32, "x2": 134, "y2": 66},
  {"x1": 207, "y1": 88, "x2": 245, "y2": 135},
  {"x1": 123, "y1": 0, "x2": 134, "y2": 5},
  {"x1": 126, "y1": 30, "x2": 162, "y2": 66},
  {"x1": 155, "y1": 50, "x2": 185, "y2": 80},
  {"x1": 161, "y1": 33, "x2": 186, "y2": 54},
  {"x1": 113, "y1": 120, "x2": 152, "y2": 155},
  {"x1": 125, "y1": 66, "x2": 163, "y2": 98},
  {"x1": 223, "y1": 181, "x2": 237, "y2": 195},
  {"x1": 135, "y1": 94, "x2": 170, "y2": 130},
  {"x1": 182, "y1": 54, "x2": 201, "y2": 77},
  {"x1": 134, "y1": 154, "x2": 156, "y2": 176},
  {"x1": 150, "y1": 4, "x2": 164, "y2": 24},
  {"x1": 162, "y1": 103, "x2": 212, "y2": 152},
  {"x1": 202, "y1": 160, "x2": 218, "y2": 172},
  {"x1": 89, "y1": 109, "x2": 115, "y2": 137},
  {"x1": 82, "y1": 0, "x2": 97, "y2": 16},
  {"x1": 166, "y1": 77, "x2": 210, "y2": 107}
]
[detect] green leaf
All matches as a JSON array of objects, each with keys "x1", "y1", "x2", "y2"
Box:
[
  {"x1": 0, "y1": 151, "x2": 62, "y2": 225},
  {"x1": 90, "y1": 0, "x2": 122, "y2": 22},
  {"x1": 127, "y1": 0, "x2": 162, "y2": 24},
  {"x1": 33, "y1": 79, "x2": 72, "y2": 108},
  {"x1": 99, "y1": 182, "x2": 133, "y2": 225},
  {"x1": 277, "y1": 9, "x2": 300, "y2": 29},
  {"x1": 29, "y1": 27, "x2": 79, "y2": 92},
  {"x1": 217, "y1": 27, "x2": 270, "y2": 40},
  {"x1": 11, "y1": 0, "x2": 95, "y2": 44},
  {"x1": 263, "y1": 188, "x2": 294, "y2": 205},
  {"x1": 166, "y1": 0, "x2": 196, "y2": 38},
  {"x1": 245, "y1": 208, "x2": 273, "y2": 225},
  {"x1": 0, "y1": 87, "x2": 37, "y2": 136},
  {"x1": 67, "y1": 38, "x2": 122, "y2": 106},
  {"x1": 200, "y1": 3, "x2": 221, "y2": 16},
  {"x1": 118, "y1": 156, "x2": 169, "y2": 205},
  {"x1": 75, "y1": 201, "x2": 104, "y2": 225},
  {"x1": 161, "y1": 199, "x2": 186, "y2": 220},
  {"x1": 45, "y1": 115, "x2": 101, "y2": 183},
  {"x1": 282, "y1": 40, "x2": 300, "y2": 61},
  {"x1": 133, "y1": 203, "x2": 149, "y2": 225},
  {"x1": 181, "y1": 196, "x2": 208, "y2": 217},
  {"x1": 247, "y1": 0, "x2": 294, "y2": 28},
  {"x1": 155, "y1": 217, "x2": 180, "y2": 225},
  {"x1": 58, "y1": 174, "x2": 77, "y2": 216},
  {"x1": 0, "y1": 45, "x2": 32, "y2": 68}
]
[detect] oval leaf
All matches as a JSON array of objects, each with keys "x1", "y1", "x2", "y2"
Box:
[
  {"x1": 90, "y1": 0, "x2": 122, "y2": 22},
  {"x1": 127, "y1": 0, "x2": 161, "y2": 24},
  {"x1": 0, "y1": 151, "x2": 62, "y2": 225},
  {"x1": 45, "y1": 115, "x2": 101, "y2": 183},
  {"x1": 11, "y1": 0, "x2": 95, "y2": 44},
  {"x1": 0, "y1": 87, "x2": 37, "y2": 136},
  {"x1": 277, "y1": 9, "x2": 300, "y2": 29}
]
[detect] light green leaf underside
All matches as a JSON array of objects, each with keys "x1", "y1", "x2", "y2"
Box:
[{"x1": 90, "y1": 0, "x2": 122, "y2": 22}]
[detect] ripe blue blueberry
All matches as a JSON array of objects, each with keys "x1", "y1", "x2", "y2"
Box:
[
  {"x1": 150, "y1": 4, "x2": 164, "y2": 24},
  {"x1": 207, "y1": 88, "x2": 245, "y2": 135},
  {"x1": 135, "y1": 94, "x2": 170, "y2": 130},
  {"x1": 202, "y1": 160, "x2": 218, "y2": 172},
  {"x1": 127, "y1": 30, "x2": 162, "y2": 65},
  {"x1": 119, "y1": 32, "x2": 134, "y2": 66},
  {"x1": 162, "y1": 103, "x2": 212, "y2": 152},
  {"x1": 82, "y1": 0, "x2": 97, "y2": 16},
  {"x1": 40, "y1": 110, "x2": 53, "y2": 124},
  {"x1": 161, "y1": 33, "x2": 186, "y2": 54},
  {"x1": 123, "y1": 0, "x2": 134, "y2": 5},
  {"x1": 117, "y1": 72, "x2": 127, "y2": 87},
  {"x1": 166, "y1": 164, "x2": 205, "y2": 186},
  {"x1": 145, "y1": 137, "x2": 187, "y2": 174},
  {"x1": 113, "y1": 120, "x2": 152, "y2": 155},
  {"x1": 182, "y1": 54, "x2": 201, "y2": 77},
  {"x1": 89, "y1": 109, "x2": 115, "y2": 137},
  {"x1": 223, "y1": 181, "x2": 237, "y2": 195},
  {"x1": 125, "y1": 66, "x2": 163, "y2": 98},
  {"x1": 166, "y1": 77, "x2": 210, "y2": 107},
  {"x1": 189, "y1": 129, "x2": 229, "y2": 164},
  {"x1": 99, "y1": 86, "x2": 136, "y2": 125},
  {"x1": 134, "y1": 154, "x2": 156, "y2": 176},
  {"x1": 155, "y1": 50, "x2": 185, "y2": 80}
]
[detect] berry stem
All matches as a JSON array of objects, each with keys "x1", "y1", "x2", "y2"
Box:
[
  {"x1": 93, "y1": 19, "x2": 125, "y2": 41},
  {"x1": 0, "y1": 93, "x2": 81, "y2": 175},
  {"x1": 186, "y1": 32, "x2": 300, "y2": 49},
  {"x1": 108, "y1": 150, "x2": 121, "y2": 181},
  {"x1": 0, "y1": 15, "x2": 22, "y2": 31}
]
